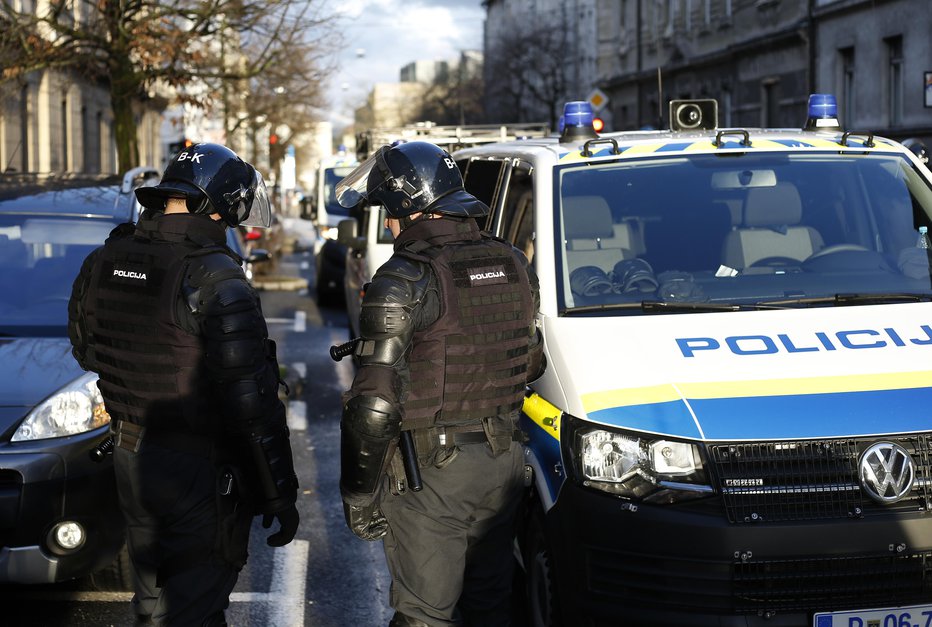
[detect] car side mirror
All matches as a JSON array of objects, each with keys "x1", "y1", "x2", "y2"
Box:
[
  {"x1": 247, "y1": 248, "x2": 271, "y2": 264},
  {"x1": 337, "y1": 218, "x2": 366, "y2": 250}
]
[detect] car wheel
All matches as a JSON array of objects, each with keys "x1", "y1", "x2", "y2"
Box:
[
  {"x1": 524, "y1": 510, "x2": 560, "y2": 627},
  {"x1": 89, "y1": 543, "x2": 134, "y2": 592}
]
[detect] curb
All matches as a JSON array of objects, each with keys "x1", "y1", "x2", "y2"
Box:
[{"x1": 252, "y1": 275, "x2": 309, "y2": 291}]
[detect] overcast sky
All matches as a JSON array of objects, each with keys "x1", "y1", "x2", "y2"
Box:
[{"x1": 324, "y1": 0, "x2": 486, "y2": 128}]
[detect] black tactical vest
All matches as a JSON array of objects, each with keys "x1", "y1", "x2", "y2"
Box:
[
  {"x1": 399, "y1": 221, "x2": 534, "y2": 431},
  {"x1": 83, "y1": 225, "x2": 226, "y2": 435}
]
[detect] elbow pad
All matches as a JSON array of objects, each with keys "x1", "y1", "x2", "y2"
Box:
[{"x1": 341, "y1": 394, "x2": 402, "y2": 506}]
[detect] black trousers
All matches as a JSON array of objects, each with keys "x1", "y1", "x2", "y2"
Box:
[
  {"x1": 379, "y1": 440, "x2": 525, "y2": 627},
  {"x1": 114, "y1": 442, "x2": 252, "y2": 627}
]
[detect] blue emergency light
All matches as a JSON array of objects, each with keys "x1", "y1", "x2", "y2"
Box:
[
  {"x1": 804, "y1": 93, "x2": 841, "y2": 131},
  {"x1": 560, "y1": 101, "x2": 599, "y2": 143}
]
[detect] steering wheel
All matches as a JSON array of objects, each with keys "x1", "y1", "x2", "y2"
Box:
[
  {"x1": 749, "y1": 256, "x2": 800, "y2": 268},
  {"x1": 804, "y1": 244, "x2": 870, "y2": 262}
]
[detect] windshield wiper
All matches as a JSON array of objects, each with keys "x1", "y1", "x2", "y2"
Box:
[
  {"x1": 761, "y1": 293, "x2": 932, "y2": 307},
  {"x1": 563, "y1": 300, "x2": 787, "y2": 315},
  {"x1": 640, "y1": 301, "x2": 787, "y2": 313}
]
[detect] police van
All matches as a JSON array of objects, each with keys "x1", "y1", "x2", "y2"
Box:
[
  {"x1": 452, "y1": 97, "x2": 932, "y2": 626},
  {"x1": 305, "y1": 150, "x2": 359, "y2": 306}
]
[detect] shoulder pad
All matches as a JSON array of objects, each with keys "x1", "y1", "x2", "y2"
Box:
[
  {"x1": 185, "y1": 249, "x2": 246, "y2": 288},
  {"x1": 374, "y1": 255, "x2": 426, "y2": 283},
  {"x1": 105, "y1": 222, "x2": 137, "y2": 242}
]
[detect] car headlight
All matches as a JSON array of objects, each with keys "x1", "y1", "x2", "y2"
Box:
[
  {"x1": 572, "y1": 420, "x2": 711, "y2": 503},
  {"x1": 12, "y1": 372, "x2": 110, "y2": 442}
]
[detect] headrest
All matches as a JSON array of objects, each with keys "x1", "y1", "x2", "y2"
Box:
[
  {"x1": 563, "y1": 196, "x2": 614, "y2": 240},
  {"x1": 743, "y1": 183, "x2": 802, "y2": 227}
]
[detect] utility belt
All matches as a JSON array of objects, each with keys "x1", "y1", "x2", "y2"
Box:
[
  {"x1": 388, "y1": 416, "x2": 525, "y2": 496},
  {"x1": 113, "y1": 420, "x2": 214, "y2": 459},
  {"x1": 410, "y1": 415, "x2": 526, "y2": 465}
]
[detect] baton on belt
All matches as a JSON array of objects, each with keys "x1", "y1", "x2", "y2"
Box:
[
  {"x1": 331, "y1": 338, "x2": 423, "y2": 492},
  {"x1": 89, "y1": 435, "x2": 115, "y2": 463}
]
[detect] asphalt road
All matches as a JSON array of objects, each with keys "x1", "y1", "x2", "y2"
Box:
[{"x1": 0, "y1": 249, "x2": 394, "y2": 626}]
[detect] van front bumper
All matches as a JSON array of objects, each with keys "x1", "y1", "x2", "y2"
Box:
[{"x1": 545, "y1": 481, "x2": 932, "y2": 627}]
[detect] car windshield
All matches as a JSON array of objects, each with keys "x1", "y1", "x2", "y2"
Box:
[
  {"x1": 324, "y1": 166, "x2": 359, "y2": 217},
  {"x1": 0, "y1": 215, "x2": 113, "y2": 334},
  {"x1": 556, "y1": 151, "x2": 932, "y2": 314}
]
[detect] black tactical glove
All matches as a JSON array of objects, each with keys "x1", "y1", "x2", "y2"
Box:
[
  {"x1": 262, "y1": 504, "x2": 300, "y2": 547},
  {"x1": 343, "y1": 500, "x2": 388, "y2": 541}
]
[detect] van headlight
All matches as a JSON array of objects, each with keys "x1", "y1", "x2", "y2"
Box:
[
  {"x1": 12, "y1": 372, "x2": 110, "y2": 442},
  {"x1": 571, "y1": 420, "x2": 711, "y2": 502}
]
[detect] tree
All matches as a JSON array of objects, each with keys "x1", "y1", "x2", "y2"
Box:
[
  {"x1": 413, "y1": 60, "x2": 486, "y2": 126},
  {"x1": 0, "y1": 0, "x2": 337, "y2": 172},
  {"x1": 484, "y1": 21, "x2": 570, "y2": 129}
]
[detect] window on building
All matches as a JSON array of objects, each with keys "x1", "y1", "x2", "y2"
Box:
[
  {"x1": 886, "y1": 35, "x2": 903, "y2": 126},
  {"x1": 685, "y1": 0, "x2": 692, "y2": 31},
  {"x1": 761, "y1": 80, "x2": 779, "y2": 127},
  {"x1": 704, "y1": 0, "x2": 711, "y2": 25},
  {"x1": 839, "y1": 47, "x2": 855, "y2": 125},
  {"x1": 724, "y1": 0, "x2": 732, "y2": 19},
  {"x1": 721, "y1": 87, "x2": 733, "y2": 127}
]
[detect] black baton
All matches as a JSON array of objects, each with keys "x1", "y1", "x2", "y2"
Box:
[
  {"x1": 330, "y1": 338, "x2": 359, "y2": 362},
  {"x1": 399, "y1": 431, "x2": 422, "y2": 492},
  {"x1": 89, "y1": 435, "x2": 114, "y2": 463}
]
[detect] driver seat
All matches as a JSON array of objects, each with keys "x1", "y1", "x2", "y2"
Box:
[{"x1": 722, "y1": 183, "x2": 824, "y2": 269}]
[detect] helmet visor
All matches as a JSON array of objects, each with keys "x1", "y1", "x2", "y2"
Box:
[
  {"x1": 335, "y1": 147, "x2": 390, "y2": 208},
  {"x1": 234, "y1": 170, "x2": 273, "y2": 227}
]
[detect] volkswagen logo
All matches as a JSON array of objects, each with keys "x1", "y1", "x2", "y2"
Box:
[{"x1": 859, "y1": 442, "x2": 915, "y2": 504}]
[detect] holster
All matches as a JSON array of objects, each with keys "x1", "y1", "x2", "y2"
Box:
[{"x1": 214, "y1": 464, "x2": 254, "y2": 570}]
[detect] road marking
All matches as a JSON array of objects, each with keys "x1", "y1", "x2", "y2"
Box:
[
  {"x1": 291, "y1": 362, "x2": 307, "y2": 378},
  {"x1": 300, "y1": 261, "x2": 310, "y2": 270},
  {"x1": 264, "y1": 312, "x2": 307, "y2": 333},
  {"x1": 287, "y1": 400, "x2": 307, "y2": 431},
  {"x1": 26, "y1": 541, "x2": 311, "y2": 626}
]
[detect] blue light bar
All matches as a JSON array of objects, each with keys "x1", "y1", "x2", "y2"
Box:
[
  {"x1": 808, "y1": 94, "x2": 837, "y2": 119},
  {"x1": 804, "y1": 93, "x2": 841, "y2": 131},
  {"x1": 563, "y1": 101, "x2": 594, "y2": 129}
]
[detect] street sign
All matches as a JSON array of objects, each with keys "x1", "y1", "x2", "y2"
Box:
[{"x1": 588, "y1": 88, "x2": 609, "y2": 112}]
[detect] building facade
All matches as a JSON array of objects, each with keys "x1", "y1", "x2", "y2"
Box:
[
  {"x1": 1, "y1": 69, "x2": 163, "y2": 175},
  {"x1": 485, "y1": 0, "x2": 930, "y2": 141}
]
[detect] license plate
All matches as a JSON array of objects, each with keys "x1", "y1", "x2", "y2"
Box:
[{"x1": 813, "y1": 604, "x2": 932, "y2": 627}]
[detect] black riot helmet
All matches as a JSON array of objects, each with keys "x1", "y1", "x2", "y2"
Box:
[
  {"x1": 335, "y1": 141, "x2": 488, "y2": 219},
  {"x1": 135, "y1": 143, "x2": 272, "y2": 227}
]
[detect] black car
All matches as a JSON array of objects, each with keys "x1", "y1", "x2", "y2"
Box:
[{"x1": 0, "y1": 168, "x2": 260, "y2": 588}]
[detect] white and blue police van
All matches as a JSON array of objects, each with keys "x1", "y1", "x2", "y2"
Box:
[{"x1": 453, "y1": 96, "x2": 932, "y2": 627}]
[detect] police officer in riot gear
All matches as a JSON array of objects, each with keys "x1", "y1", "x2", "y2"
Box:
[
  {"x1": 68, "y1": 143, "x2": 299, "y2": 627},
  {"x1": 337, "y1": 141, "x2": 545, "y2": 626}
]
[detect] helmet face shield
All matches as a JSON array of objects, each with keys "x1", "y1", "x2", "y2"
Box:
[
  {"x1": 233, "y1": 170, "x2": 272, "y2": 228},
  {"x1": 335, "y1": 147, "x2": 388, "y2": 208}
]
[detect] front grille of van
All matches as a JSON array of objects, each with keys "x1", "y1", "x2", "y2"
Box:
[
  {"x1": 707, "y1": 435, "x2": 932, "y2": 524},
  {"x1": 585, "y1": 547, "x2": 932, "y2": 614}
]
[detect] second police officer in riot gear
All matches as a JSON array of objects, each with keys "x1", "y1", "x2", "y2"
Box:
[
  {"x1": 68, "y1": 143, "x2": 299, "y2": 627},
  {"x1": 336, "y1": 141, "x2": 545, "y2": 626}
]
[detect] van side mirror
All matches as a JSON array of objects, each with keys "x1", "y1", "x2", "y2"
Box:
[
  {"x1": 300, "y1": 196, "x2": 318, "y2": 221},
  {"x1": 337, "y1": 218, "x2": 367, "y2": 250}
]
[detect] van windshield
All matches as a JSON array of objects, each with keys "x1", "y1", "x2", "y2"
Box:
[
  {"x1": 555, "y1": 151, "x2": 932, "y2": 313},
  {"x1": 324, "y1": 166, "x2": 359, "y2": 217}
]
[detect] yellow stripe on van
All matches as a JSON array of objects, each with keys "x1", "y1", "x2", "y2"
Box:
[{"x1": 581, "y1": 370, "x2": 932, "y2": 414}]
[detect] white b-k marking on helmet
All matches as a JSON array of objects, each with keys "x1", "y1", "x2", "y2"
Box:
[
  {"x1": 177, "y1": 151, "x2": 203, "y2": 164},
  {"x1": 443, "y1": 157, "x2": 456, "y2": 169}
]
